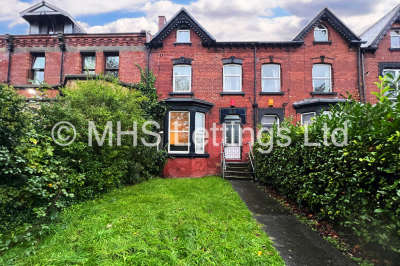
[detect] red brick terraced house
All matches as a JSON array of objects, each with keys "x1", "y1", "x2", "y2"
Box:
[{"x1": 1, "y1": 2, "x2": 399, "y2": 178}]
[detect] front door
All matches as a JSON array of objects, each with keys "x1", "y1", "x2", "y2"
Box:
[{"x1": 224, "y1": 123, "x2": 242, "y2": 159}]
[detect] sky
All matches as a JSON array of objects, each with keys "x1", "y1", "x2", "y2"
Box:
[{"x1": 0, "y1": 0, "x2": 398, "y2": 41}]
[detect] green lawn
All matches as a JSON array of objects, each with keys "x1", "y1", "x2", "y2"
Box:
[{"x1": 2, "y1": 176, "x2": 284, "y2": 266}]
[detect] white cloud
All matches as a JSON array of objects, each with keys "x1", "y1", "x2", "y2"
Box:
[{"x1": 82, "y1": 17, "x2": 158, "y2": 34}]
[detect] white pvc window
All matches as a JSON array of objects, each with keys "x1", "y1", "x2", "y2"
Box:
[
  {"x1": 169, "y1": 111, "x2": 190, "y2": 153},
  {"x1": 314, "y1": 24, "x2": 328, "y2": 41},
  {"x1": 262, "y1": 64, "x2": 281, "y2": 92},
  {"x1": 391, "y1": 30, "x2": 400, "y2": 48},
  {"x1": 223, "y1": 65, "x2": 242, "y2": 91},
  {"x1": 173, "y1": 65, "x2": 191, "y2": 92},
  {"x1": 313, "y1": 64, "x2": 332, "y2": 92},
  {"x1": 32, "y1": 56, "x2": 45, "y2": 85},
  {"x1": 177, "y1": 30, "x2": 190, "y2": 42},
  {"x1": 383, "y1": 69, "x2": 400, "y2": 98},
  {"x1": 301, "y1": 112, "x2": 316, "y2": 126},
  {"x1": 195, "y1": 112, "x2": 205, "y2": 153},
  {"x1": 261, "y1": 115, "x2": 279, "y2": 128}
]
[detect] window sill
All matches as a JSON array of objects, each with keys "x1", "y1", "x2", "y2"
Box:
[
  {"x1": 310, "y1": 92, "x2": 337, "y2": 95},
  {"x1": 259, "y1": 92, "x2": 285, "y2": 95},
  {"x1": 389, "y1": 48, "x2": 400, "y2": 51},
  {"x1": 313, "y1": 41, "x2": 332, "y2": 45},
  {"x1": 168, "y1": 153, "x2": 210, "y2": 158},
  {"x1": 173, "y1": 42, "x2": 192, "y2": 47},
  {"x1": 169, "y1": 92, "x2": 194, "y2": 96},
  {"x1": 220, "y1": 92, "x2": 245, "y2": 97}
]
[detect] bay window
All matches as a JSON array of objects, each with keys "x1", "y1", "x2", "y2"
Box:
[
  {"x1": 223, "y1": 65, "x2": 242, "y2": 91},
  {"x1": 301, "y1": 112, "x2": 316, "y2": 126},
  {"x1": 169, "y1": 111, "x2": 190, "y2": 153},
  {"x1": 173, "y1": 65, "x2": 191, "y2": 92},
  {"x1": 312, "y1": 64, "x2": 332, "y2": 92},
  {"x1": 262, "y1": 64, "x2": 281, "y2": 92},
  {"x1": 383, "y1": 69, "x2": 400, "y2": 98},
  {"x1": 195, "y1": 112, "x2": 205, "y2": 153}
]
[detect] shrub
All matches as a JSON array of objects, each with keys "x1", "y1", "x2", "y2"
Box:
[{"x1": 254, "y1": 75, "x2": 400, "y2": 252}]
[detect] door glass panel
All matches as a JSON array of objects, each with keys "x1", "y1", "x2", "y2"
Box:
[
  {"x1": 225, "y1": 125, "x2": 232, "y2": 144},
  {"x1": 233, "y1": 125, "x2": 239, "y2": 144}
]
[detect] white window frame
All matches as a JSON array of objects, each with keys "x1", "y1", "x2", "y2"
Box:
[
  {"x1": 177, "y1": 29, "x2": 190, "y2": 43},
  {"x1": 168, "y1": 111, "x2": 190, "y2": 154},
  {"x1": 383, "y1": 69, "x2": 400, "y2": 98},
  {"x1": 261, "y1": 115, "x2": 279, "y2": 128},
  {"x1": 224, "y1": 123, "x2": 242, "y2": 146},
  {"x1": 195, "y1": 112, "x2": 205, "y2": 154},
  {"x1": 32, "y1": 55, "x2": 45, "y2": 85},
  {"x1": 301, "y1": 112, "x2": 316, "y2": 126},
  {"x1": 314, "y1": 24, "x2": 328, "y2": 41},
  {"x1": 312, "y1": 64, "x2": 332, "y2": 92},
  {"x1": 223, "y1": 64, "x2": 242, "y2": 92},
  {"x1": 391, "y1": 30, "x2": 400, "y2": 48},
  {"x1": 262, "y1": 64, "x2": 281, "y2": 92},
  {"x1": 173, "y1": 65, "x2": 191, "y2": 92}
]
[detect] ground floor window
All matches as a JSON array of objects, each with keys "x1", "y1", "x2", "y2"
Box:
[
  {"x1": 383, "y1": 69, "x2": 400, "y2": 98},
  {"x1": 195, "y1": 112, "x2": 205, "y2": 153},
  {"x1": 169, "y1": 111, "x2": 190, "y2": 153},
  {"x1": 261, "y1": 115, "x2": 279, "y2": 129},
  {"x1": 301, "y1": 112, "x2": 316, "y2": 126}
]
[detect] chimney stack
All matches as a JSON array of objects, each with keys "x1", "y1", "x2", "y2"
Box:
[{"x1": 158, "y1": 16, "x2": 167, "y2": 31}]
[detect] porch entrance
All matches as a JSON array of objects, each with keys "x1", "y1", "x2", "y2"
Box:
[{"x1": 223, "y1": 115, "x2": 242, "y2": 160}]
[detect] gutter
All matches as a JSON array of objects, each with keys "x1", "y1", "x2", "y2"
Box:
[{"x1": 5, "y1": 34, "x2": 13, "y2": 85}]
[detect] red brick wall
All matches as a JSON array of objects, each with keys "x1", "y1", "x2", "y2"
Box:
[
  {"x1": 0, "y1": 50, "x2": 8, "y2": 83},
  {"x1": 9, "y1": 52, "x2": 32, "y2": 85},
  {"x1": 152, "y1": 23, "x2": 359, "y2": 178},
  {"x1": 119, "y1": 51, "x2": 147, "y2": 84},
  {"x1": 363, "y1": 21, "x2": 400, "y2": 103}
]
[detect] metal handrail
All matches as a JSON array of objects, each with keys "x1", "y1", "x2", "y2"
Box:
[
  {"x1": 221, "y1": 142, "x2": 226, "y2": 179},
  {"x1": 246, "y1": 142, "x2": 256, "y2": 179}
]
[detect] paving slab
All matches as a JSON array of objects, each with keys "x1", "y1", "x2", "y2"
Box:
[{"x1": 229, "y1": 179, "x2": 356, "y2": 266}]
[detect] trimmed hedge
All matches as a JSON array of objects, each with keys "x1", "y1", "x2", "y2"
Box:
[{"x1": 254, "y1": 76, "x2": 400, "y2": 252}]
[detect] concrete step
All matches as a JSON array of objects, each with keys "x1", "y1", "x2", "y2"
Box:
[
  {"x1": 224, "y1": 171, "x2": 254, "y2": 175},
  {"x1": 225, "y1": 175, "x2": 253, "y2": 180}
]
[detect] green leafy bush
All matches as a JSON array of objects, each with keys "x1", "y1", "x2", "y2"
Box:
[{"x1": 254, "y1": 75, "x2": 400, "y2": 252}]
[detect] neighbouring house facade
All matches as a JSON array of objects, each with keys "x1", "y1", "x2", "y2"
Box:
[{"x1": 0, "y1": 2, "x2": 399, "y2": 178}]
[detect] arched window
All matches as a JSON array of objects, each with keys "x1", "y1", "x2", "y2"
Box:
[
  {"x1": 261, "y1": 115, "x2": 279, "y2": 128},
  {"x1": 314, "y1": 24, "x2": 328, "y2": 41}
]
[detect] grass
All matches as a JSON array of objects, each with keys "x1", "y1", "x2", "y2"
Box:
[{"x1": 2, "y1": 176, "x2": 284, "y2": 266}]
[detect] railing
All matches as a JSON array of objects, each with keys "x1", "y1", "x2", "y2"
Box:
[
  {"x1": 220, "y1": 142, "x2": 226, "y2": 179},
  {"x1": 246, "y1": 142, "x2": 256, "y2": 179}
]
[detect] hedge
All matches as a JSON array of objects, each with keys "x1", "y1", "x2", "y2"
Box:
[{"x1": 254, "y1": 76, "x2": 400, "y2": 252}]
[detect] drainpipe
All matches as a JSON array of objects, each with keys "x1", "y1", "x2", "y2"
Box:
[
  {"x1": 253, "y1": 43, "x2": 258, "y2": 142},
  {"x1": 361, "y1": 52, "x2": 366, "y2": 103},
  {"x1": 5, "y1": 34, "x2": 13, "y2": 85},
  {"x1": 357, "y1": 46, "x2": 362, "y2": 102},
  {"x1": 147, "y1": 47, "x2": 150, "y2": 90},
  {"x1": 57, "y1": 33, "x2": 66, "y2": 85}
]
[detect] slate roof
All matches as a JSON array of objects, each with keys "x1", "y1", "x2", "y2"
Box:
[
  {"x1": 20, "y1": 1, "x2": 86, "y2": 34},
  {"x1": 150, "y1": 8, "x2": 215, "y2": 46},
  {"x1": 360, "y1": 4, "x2": 400, "y2": 48},
  {"x1": 293, "y1": 6, "x2": 361, "y2": 43}
]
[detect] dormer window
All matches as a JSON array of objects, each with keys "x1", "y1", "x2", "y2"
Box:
[
  {"x1": 177, "y1": 27, "x2": 190, "y2": 43},
  {"x1": 314, "y1": 25, "x2": 328, "y2": 41},
  {"x1": 391, "y1": 30, "x2": 400, "y2": 48}
]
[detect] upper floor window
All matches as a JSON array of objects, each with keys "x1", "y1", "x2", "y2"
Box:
[
  {"x1": 223, "y1": 65, "x2": 242, "y2": 91},
  {"x1": 169, "y1": 111, "x2": 190, "y2": 153},
  {"x1": 173, "y1": 65, "x2": 191, "y2": 92},
  {"x1": 262, "y1": 64, "x2": 281, "y2": 92},
  {"x1": 391, "y1": 30, "x2": 400, "y2": 48},
  {"x1": 177, "y1": 29, "x2": 190, "y2": 43},
  {"x1": 31, "y1": 55, "x2": 45, "y2": 85},
  {"x1": 383, "y1": 69, "x2": 400, "y2": 98},
  {"x1": 301, "y1": 112, "x2": 316, "y2": 126},
  {"x1": 82, "y1": 54, "x2": 95, "y2": 74},
  {"x1": 261, "y1": 115, "x2": 279, "y2": 129},
  {"x1": 105, "y1": 54, "x2": 119, "y2": 78},
  {"x1": 314, "y1": 24, "x2": 328, "y2": 41},
  {"x1": 312, "y1": 64, "x2": 331, "y2": 92}
]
